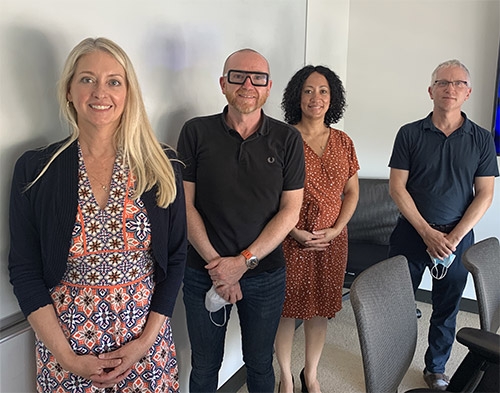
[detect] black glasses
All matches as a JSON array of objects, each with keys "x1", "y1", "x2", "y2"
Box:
[
  {"x1": 433, "y1": 80, "x2": 469, "y2": 89},
  {"x1": 225, "y1": 70, "x2": 269, "y2": 86}
]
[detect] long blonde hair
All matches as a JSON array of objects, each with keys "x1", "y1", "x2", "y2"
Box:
[{"x1": 32, "y1": 37, "x2": 176, "y2": 207}]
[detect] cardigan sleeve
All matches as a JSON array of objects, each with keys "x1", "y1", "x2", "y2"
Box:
[
  {"x1": 148, "y1": 153, "x2": 187, "y2": 317},
  {"x1": 8, "y1": 140, "x2": 78, "y2": 318},
  {"x1": 9, "y1": 151, "x2": 54, "y2": 318}
]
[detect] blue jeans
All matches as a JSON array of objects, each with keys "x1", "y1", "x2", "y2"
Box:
[
  {"x1": 389, "y1": 218, "x2": 473, "y2": 373},
  {"x1": 182, "y1": 266, "x2": 286, "y2": 393}
]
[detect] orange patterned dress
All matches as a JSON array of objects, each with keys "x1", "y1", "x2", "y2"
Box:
[
  {"x1": 35, "y1": 146, "x2": 179, "y2": 393},
  {"x1": 281, "y1": 128, "x2": 359, "y2": 320}
]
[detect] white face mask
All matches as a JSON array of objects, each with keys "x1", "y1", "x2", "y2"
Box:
[
  {"x1": 205, "y1": 285, "x2": 231, "y2": 327},
  {"x1": 429, "y1": 253, "x2": 456, "y2": 280}
]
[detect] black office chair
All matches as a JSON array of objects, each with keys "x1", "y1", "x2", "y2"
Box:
[
  {"x1": 448, "y1": 237, "x2": 500, "y2": 392},
  {"x1": 344, "y1": 178, "x2": 399, "y2": 291},
  {"x1": 350, "y1": 254, "x2": 499, "y2": 393}
]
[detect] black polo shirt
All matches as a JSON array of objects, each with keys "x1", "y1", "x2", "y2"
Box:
[
  {"x1": 177, "y1": 106, "x2": 305, "y2": 275},
  {"x1": 389, "y1": 112, "x2": 499, "y2": 224}
]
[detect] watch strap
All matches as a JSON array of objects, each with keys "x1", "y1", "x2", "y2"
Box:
[{"x1": 241, "y1": 249, "x2": 253, "y2": 260}]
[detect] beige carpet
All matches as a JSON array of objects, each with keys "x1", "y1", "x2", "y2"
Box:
[{"x1": 237, "y1": 300, "x2": 479, "y2": 393}]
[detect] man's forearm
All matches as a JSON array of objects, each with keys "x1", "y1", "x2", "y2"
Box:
[
  {"x1": 186, "y1": 204, "x2": 219, "y2": 263},
  {"x1": 390, "y1": 184, "x2": 430, "y2": 236},
  {"x1": 449, "y1": 180, "x2": 494, "y2": 245}
]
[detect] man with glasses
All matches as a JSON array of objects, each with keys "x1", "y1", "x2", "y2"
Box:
[
  {"x1": 388, "y1": 59, "x2": 498, "y2": 390},
  {"x1": 177, "y1": 48, "x2": 305, "y2": 393}
]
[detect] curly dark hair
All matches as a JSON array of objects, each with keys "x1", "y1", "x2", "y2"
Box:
[{"x1": 282, "y1": 65, "x2": 346, "y2": 126}]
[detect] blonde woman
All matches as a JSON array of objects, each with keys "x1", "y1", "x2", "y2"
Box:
[{"x1": 9, "y1": 37, "x2": 186, "y2": 392}]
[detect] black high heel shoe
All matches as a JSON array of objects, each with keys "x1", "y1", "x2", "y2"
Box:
[{"x1": 300, "y1": 368, "x2": 308, "y2": 393}]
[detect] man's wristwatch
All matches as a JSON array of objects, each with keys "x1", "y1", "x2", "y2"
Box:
[{"x1": 241, "y1": 249, "x2": 259, "y2": 270}]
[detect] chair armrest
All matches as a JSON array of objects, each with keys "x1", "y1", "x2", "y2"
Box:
[{"x1": 456, "y1": 327, "x2": 500, "y2": 364}]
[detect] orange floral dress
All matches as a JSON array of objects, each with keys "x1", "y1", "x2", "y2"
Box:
[
  {"x1": 35, "y1": 146, "x2": 179, "y2": 393},
  {"x1": 282, "y1": 128, "x2": 359, "y2": 320}
]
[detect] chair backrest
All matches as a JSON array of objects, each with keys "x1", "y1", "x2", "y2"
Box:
[
  {"x1": 347, "y1": 178, "x2": 399, "y2": 246},
  {"x1": 462, "y1": 237, "x2": 500, "y2": 333},
  {"x1": 350, "y1": 255, "x2": 417, "y2": 393}
]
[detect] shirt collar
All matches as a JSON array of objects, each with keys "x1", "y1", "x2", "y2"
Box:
[
  {"x1": 423, "y1": 111, "x2": 473, "y2": 135},
  {"x1": 220, "y1": 105, "x2": 270, "y2": 136}
]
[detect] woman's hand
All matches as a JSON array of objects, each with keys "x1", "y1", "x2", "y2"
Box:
[
  {"x1": 290, "y1": 228, "x2": 318, "y2": 247},
  {"x1": 291, "y1": 227, "x2": 341, "y2": 251},
  {"x1": 305, "y1": 227, "x2": 341, "y2": 250},
  {"x1": 93, "y1": 337, "x2": 152, "y2": 388},
  {"x1": 57, "y1": 352, "x2": 124, "y2": 388},
  {"x1": 92, "y1": 311, "x2": 166, "y2": 389},
  {"x1": 27, "y1": 305, "x2": 126, "y2": 387}
]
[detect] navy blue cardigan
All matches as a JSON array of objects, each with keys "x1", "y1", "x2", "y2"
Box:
[{"x1": 9, "y1": 139, "x2": 187, "y2": 318}]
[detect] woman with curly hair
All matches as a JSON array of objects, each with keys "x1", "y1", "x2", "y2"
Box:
[{"x1": 275, "y1": 65, "x2": 360, "y2": 393}]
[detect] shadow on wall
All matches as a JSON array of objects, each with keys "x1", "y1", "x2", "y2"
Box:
[
  {"x1": 141, "y1": 27, "x2": 225, "y2": 148},
  {"x1": 158, "y1": 106, "x2": 197, "y2": 149},
  {"x1": 1, "y1": 26, "x2": 71, "y2": 319},
  {"x1": 2, "y1": 24, "x2": 69, "y2": 185},
  {"x1": 4, "y1": 25, "x2": 65, "y2": 138}
]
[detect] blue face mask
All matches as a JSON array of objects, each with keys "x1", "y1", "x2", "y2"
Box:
[{"x1": 430, "y1": 253, "x2": 456, "y2": 280}]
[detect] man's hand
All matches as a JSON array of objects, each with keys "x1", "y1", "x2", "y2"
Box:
[
  {"x1": 214, "y1": 282, "x2": 243, "y2": 303},
  {"x1": 421, "y1": 227, "x2": 456, "y2": 259},
  {"x1": 206, "y1": 256, "x2": 247, "y2": 286}
]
